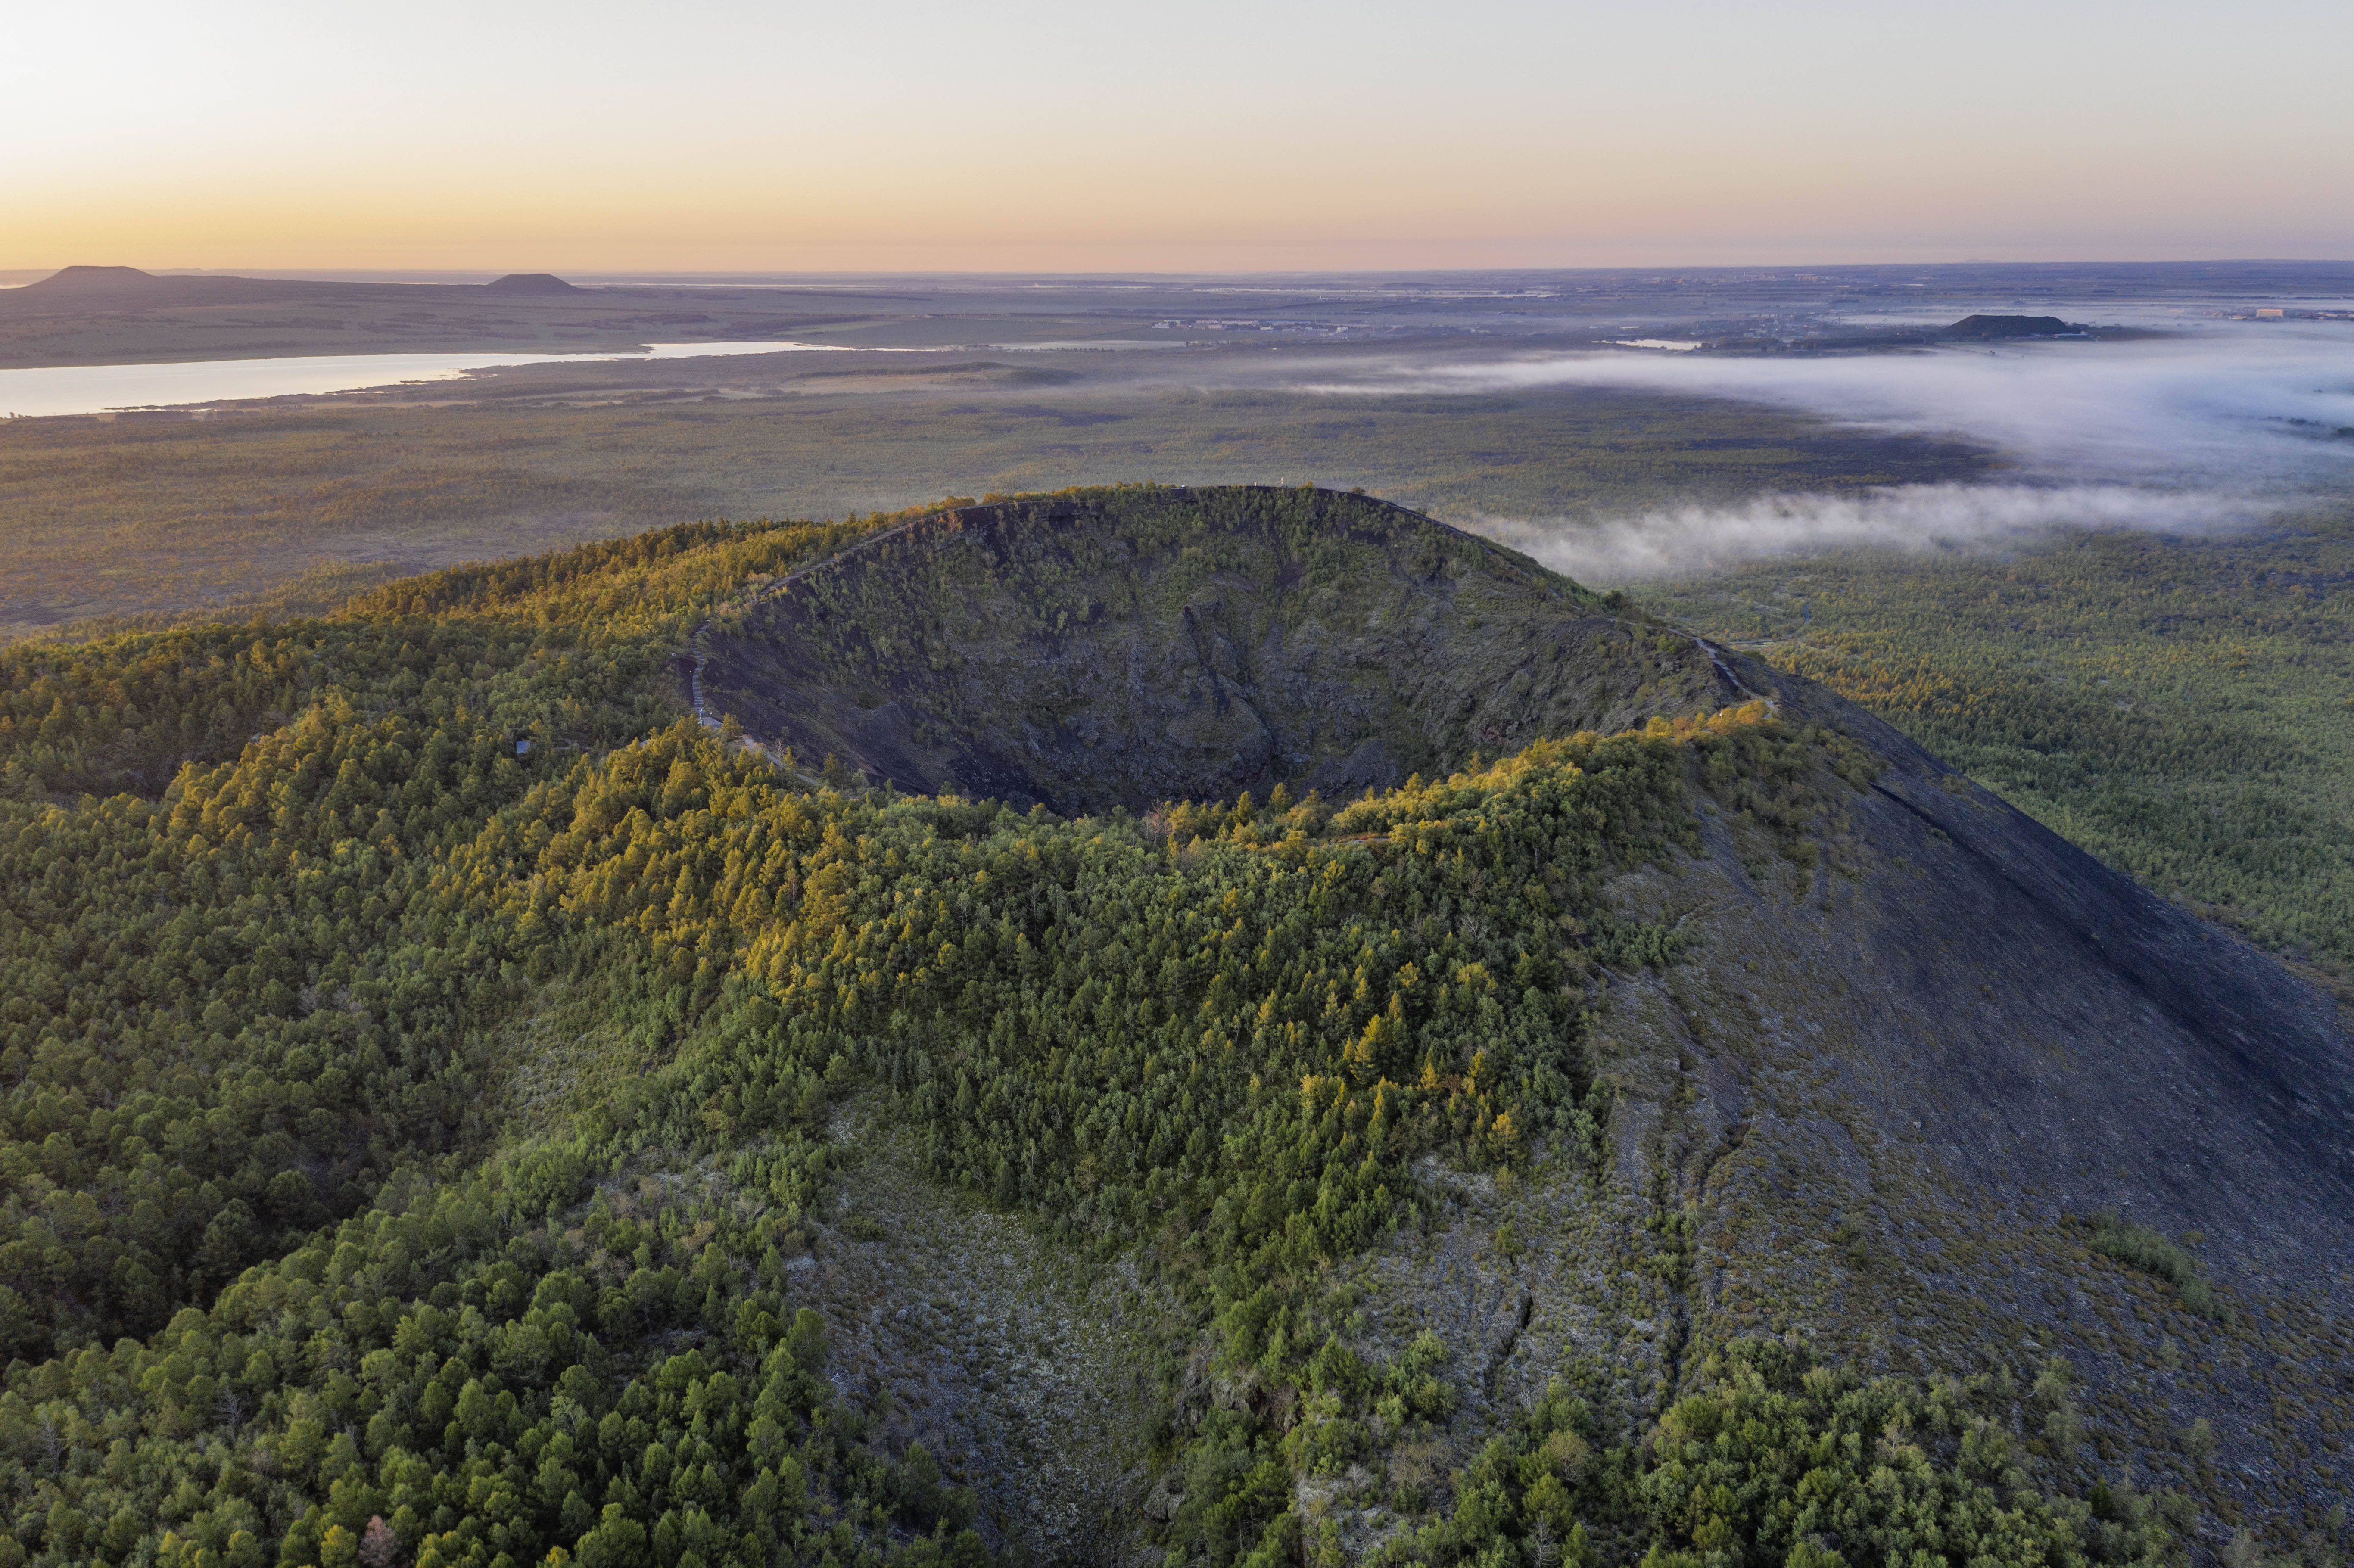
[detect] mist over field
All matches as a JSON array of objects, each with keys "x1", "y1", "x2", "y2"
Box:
[
  {"x1": 1286, "y1": 324, "x2": 2354, "y2": 580},
  {"x1": 1474, "y1": 483, "x2": 2265, "y2": 583},
  {"x1": 1420, "y1": 330, "x2": 2354, "y2": 480}
]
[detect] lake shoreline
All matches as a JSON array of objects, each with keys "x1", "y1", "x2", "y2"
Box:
[{"x1": 0, "y1": 341, "x2": 853, "y2": 419}]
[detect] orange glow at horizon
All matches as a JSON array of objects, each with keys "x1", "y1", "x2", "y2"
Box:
[{"x1": 6, "y1": 0, "x2": 2350, "y2": 274}]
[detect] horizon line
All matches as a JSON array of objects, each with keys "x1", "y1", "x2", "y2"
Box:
[{"x1": 10, "y1": 256, "x2": 2354, "y2": 283}]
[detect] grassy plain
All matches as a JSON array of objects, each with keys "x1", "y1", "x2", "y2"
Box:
[{"x1": 0, "y1": 373, "x2": 1978, "y2": 638}]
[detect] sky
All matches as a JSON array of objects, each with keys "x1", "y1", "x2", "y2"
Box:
[{"x1": 7, "y1": 0, "x2": 2352, "y2": 273}]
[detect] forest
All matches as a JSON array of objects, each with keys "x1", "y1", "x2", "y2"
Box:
[{"x1": 0, "y1": 489, "x2": 2217, "y2": 1567}]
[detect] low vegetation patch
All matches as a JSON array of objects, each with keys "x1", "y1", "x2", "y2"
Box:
[{"x1": 2091, "y1": 1213, "x2": 2227, "y2": 1321}]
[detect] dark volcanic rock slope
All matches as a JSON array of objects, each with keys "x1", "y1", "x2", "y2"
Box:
[
  {"x1": 701, "y1": 486, "x2": 1753, "y2": 809},
  {"x1": 1563, "y1": 675, "x2": 2354, "y2": 1523},
  {"x1": 698, "y1": 487, "x2": 2354, "y2": 1534},
  {"x1": 1734, "y1": 671, "x2": 2354, "y2": 1282}
]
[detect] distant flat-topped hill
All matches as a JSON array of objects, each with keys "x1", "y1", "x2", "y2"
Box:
[
  {"x1": 14, "y1": 264, "x2": 583, "y2": 304},
  {"x1": 1944, "y1": 312, "x2": 2081, "y2": 339},
  {"x1": 21, "y1": 264, "x2": 162, "y2": 293},
  {"x1": 485, "y1": 271, "x2": 580, "y2": 295},
  {"x1": 0, "y1": 264, "x2": 858, "y2": 365},
  {"x1": 4, "y1": 265, "x2": 305, "y2": 311}
]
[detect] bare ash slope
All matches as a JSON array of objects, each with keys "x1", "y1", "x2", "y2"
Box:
[
  {"x1": 1738, "y1": 673, "x2": 2354, "y2": 1288},
  {"x1": 1576, "y1": 671, "x2": 2354, "y2": 1522},
  {"x1": 698, "y1": 487, "x2": 2354, "y2": 1537}
]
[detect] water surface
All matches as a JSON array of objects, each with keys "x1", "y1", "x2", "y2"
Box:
[{"x1": 0, "y1": 341, "x2": 849, "y2": 419}]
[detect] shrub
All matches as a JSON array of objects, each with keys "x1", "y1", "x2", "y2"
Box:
[{"x1": 2092, "y1": 1212, "x2": 2228, "y2": 1320}]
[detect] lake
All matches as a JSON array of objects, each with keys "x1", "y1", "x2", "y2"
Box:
[{"x1": 0, "y1": 341, "x2": 852, "y2": 419}]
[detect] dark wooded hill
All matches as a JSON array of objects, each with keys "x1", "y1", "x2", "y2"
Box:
[{"x1": 1944, "y1": 313, "x2": 2082, "y2": 338}]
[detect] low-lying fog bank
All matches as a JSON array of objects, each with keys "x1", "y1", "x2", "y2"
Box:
[
  {"x1": 1274, "y1": 322, "x2": 2353, "y2": 580},
  {"x1": 1474, "y1": 483, "x2": 2270, "y2": 583}
]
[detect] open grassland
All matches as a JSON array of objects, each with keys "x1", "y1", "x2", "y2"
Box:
[{"x1": 0, "y1": 379, "x2": 1979, "y2": 640}]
